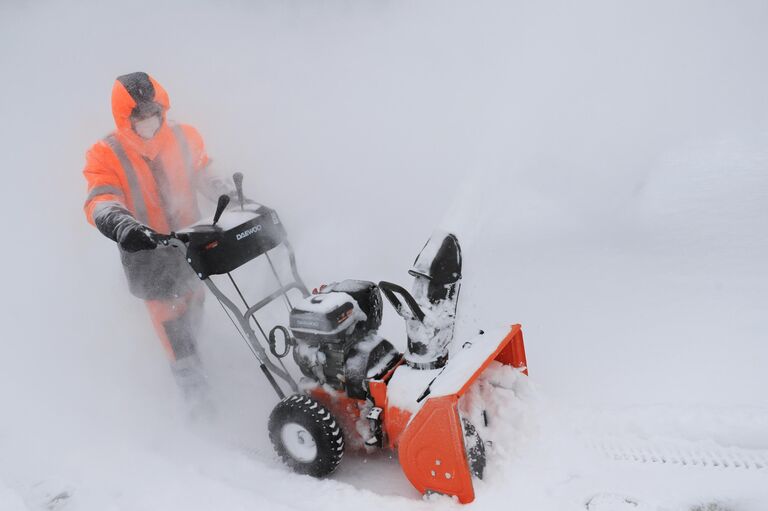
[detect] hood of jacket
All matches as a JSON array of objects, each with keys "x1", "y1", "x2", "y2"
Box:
[{"x1": 111, "y1": 72, "x2": 171, "y2": 159}]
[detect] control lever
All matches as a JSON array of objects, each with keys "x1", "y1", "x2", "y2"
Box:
[
  {"x1": 213, "y1": 194, "x2": 230, "y2": 226},
  {"x1": 233, "y1": 172, "x2": 244, "y2": 210}
]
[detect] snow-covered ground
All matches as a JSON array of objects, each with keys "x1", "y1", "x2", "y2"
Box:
[{"x1": 0, "y1": 1, "x2": 766, "y2": 510}]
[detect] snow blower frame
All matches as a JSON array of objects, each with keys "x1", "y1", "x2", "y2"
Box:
[{"x1": 160, "y1": 174, "x2": 528, "y2": 504}]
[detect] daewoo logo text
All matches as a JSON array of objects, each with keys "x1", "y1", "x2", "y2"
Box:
[{"x1": 236, "y1": 224, "x2": 262, "y2": 240}]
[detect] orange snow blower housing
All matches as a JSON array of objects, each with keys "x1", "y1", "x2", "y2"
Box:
[{"x1": 391, "y1": 326, "x2": 525, "y2": 502}]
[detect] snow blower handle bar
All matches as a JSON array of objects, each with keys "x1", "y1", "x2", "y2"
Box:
[
  {"x1": 378, "y1": 281, "x2": 425, "y2": 322},
  {"x1": 153, "y1": 232, "x2": 190, "y2": 248}
]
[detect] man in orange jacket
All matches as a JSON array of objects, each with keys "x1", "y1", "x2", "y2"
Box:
[{"x1": 83, "y1": 72, "x2": 233, "y2": 405}]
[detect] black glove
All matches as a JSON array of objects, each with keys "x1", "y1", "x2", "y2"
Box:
[
  {"x1": 119, "y1": 224, "x2": 158, "y2": 252},
  {"x1": 93, "y1": 203, "x2": 158, "y2": 252}
]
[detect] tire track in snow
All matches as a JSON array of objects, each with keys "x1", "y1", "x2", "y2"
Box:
[{"x1": 588, "y1": 437, "x2": 768, "y2": 471}]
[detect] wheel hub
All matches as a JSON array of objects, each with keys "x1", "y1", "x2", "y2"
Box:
[{"x1": 281, "y1": 422, "x2": 318, "y2": 463}]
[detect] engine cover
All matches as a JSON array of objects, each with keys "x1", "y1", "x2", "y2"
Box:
[
  {"x1": 318, "y1": 280, "x2": 383, "y2": 334},
  {"x1": 289, "y1": 292, "x2": 363, "y2": 344}
]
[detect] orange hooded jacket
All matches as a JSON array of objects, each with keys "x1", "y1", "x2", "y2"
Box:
[
  {"x1": 83, "y1": 72, "x2": 228, "y2": 299},
  {"x1": 83, "y1": 72, "x2": 215, "y2": 233}
]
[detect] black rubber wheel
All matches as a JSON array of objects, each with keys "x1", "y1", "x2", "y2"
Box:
[
  {"x1": 461, "y1": 418, "x2": 486, "y2": 479},
  {"x1": 268, "y1": 394, "x2": 345, "y2": 477}
]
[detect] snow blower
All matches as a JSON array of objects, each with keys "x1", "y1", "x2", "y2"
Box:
[{"x1": 159, "y1": 174, "x2": 528, "y2": 503}]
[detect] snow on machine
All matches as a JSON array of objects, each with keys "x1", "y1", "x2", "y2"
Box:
[{"x1": 160, "y1": 174, "x2": 528, "y2": 503}]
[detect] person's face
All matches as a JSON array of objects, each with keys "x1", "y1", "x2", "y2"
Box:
[{"x1": 132, "y1": 111, "x2": 162, "y2": 139}]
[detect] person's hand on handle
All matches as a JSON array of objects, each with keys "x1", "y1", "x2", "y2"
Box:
[{"x1": 118, "y1": 223, "x2": 159, "y2": 252}]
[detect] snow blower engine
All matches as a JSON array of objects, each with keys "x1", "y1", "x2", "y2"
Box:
[
  {"x1": 158, "y1": 173, "x2": 528, "y2": 504},
  {"x1": 287, "y1": 281, "x2": 400, "y2": 400}
]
